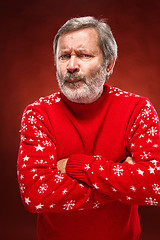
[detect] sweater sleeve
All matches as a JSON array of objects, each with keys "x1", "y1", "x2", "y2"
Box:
[
  {"x1": 66, "y1": 99, "x2": 160, "y2": 206},
  {"x1": 17, "y1": 104, "x2": 111, "y2": 213}
]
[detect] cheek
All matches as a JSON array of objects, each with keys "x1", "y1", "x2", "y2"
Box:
[
  {"x1": 56, "y1": 63, "x2": 66, "y2": 76},
  {"x1": 83, "y1": 63, "x2": 101, "y2": 76}
]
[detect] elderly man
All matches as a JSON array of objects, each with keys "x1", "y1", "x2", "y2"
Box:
[{"x1": 18, "y1": 16, "x2": 160, "y2": 240}]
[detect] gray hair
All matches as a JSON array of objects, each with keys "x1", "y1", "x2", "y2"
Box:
[{"x1": 53, "y1": 16, "x2": 118, "y2": 66}]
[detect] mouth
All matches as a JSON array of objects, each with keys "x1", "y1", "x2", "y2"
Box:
[{"x1": 66, "y1": 79, "x2": 82, "y2": 83}]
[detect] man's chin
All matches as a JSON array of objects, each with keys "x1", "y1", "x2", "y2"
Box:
[{"x1": 61, "y1": 86, "x2": 89, "y2": 102}]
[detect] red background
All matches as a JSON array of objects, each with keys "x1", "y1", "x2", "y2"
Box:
[{"x1": 0, "y1": 0, "x2": 160, "y2": 239}]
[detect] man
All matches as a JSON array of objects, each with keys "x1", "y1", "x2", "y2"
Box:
[{"x1": 17, "y1": 16, "x2": 160, "y2": 240}]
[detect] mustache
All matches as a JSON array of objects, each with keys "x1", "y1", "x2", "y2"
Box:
[{"x1": 63, "y1": 72, "x2": 86, "y2": 82}]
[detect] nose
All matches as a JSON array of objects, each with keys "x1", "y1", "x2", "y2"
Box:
[{"x1": 67, "y1": 56, "x2": 79, "y2": 73}]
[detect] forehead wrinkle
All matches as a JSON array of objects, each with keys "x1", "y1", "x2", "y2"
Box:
[
  {"x1": 57, "y1": 28, "x2": 101, "y2": 56},
  {"x1": 59, "y1": 46, "x2": 100, "y2": 55}
]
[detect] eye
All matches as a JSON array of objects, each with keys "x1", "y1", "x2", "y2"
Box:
[
  {"x1": 84, "y1": 54, "x2": 91, "y2": 57},
  {"x1": 79, "y1": 54, "x2": 92, "y2": 59},
  {"x1": 59, "y1": 54, "x2": 70, "y2": 60}
]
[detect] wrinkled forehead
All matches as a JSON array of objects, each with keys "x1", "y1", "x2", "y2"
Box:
[{"x1": 57, "y1": 28, "x2": 100, "y2": 53}]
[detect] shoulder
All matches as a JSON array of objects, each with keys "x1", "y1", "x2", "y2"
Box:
[
  {"x1": 107, "y1": 85, "x2": 148, "y2": 106},
  {"x1": 108, "y1": 85, "x2": 141, "y2": 99},
  {"x1": 24, "y1": 91, "x2": 63, "y2": 112},
  {"x1": 21, "y1": 91, "x2": 63, "y2": 122},
  {"x1": 105, "y1": 85, "x2": 155, "y2": 121},
  {"x1": 29, "y1": 91, "x2": 62, "y2": 107}
]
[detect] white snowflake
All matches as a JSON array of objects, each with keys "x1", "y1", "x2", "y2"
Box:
[
  {"x1": 20, "y1": 183, "x2": 25, "y2": 193},
  {"x1": 153, "y1": 144, "x2": 159, "y2": 148},
  {"x1": 34, "y1": 129, "x2": 47, "y2": 138},
  {"x1": 139, "y1": 119, "x2": 144, "y2": 125},
  {"x1": 126, "y1": 196, "x2": 132, "y2": 201},
  {"x1": 54, "y1": 174, "x2": 64, "y2": 183},
  {"x1": 50, "y1": 155, "x2": 54, "y2": 160},
  {"x1": 142, "y1": 124, "x2": 148, "y2": 129},
  {"x1": 147, "y1": 127, "x2": 158, "y2": 136},
  {"x1": 21, "y1": 135, "x2": 26, "y2": 142},
  {"x1": 22, "y1": 163, "x2": 27, "y2": 168},
  {"x1": 141, "y1": 108, "x2": 152, "y2": 117},
  {"x1": 79, "y1": 183, "x2": 84, "y2": 188},
  {"x1": 42, "y1": 140, "x2": 52, "y2": 147},
  {"x1": 39, "y1": 175, "x2": 45, "y2": 181},
  {"x1": 55, "y1": 97, "x2": 61, "y2": 103},
  {"x1": 63, "y1": 200, "x2": 75, "y2": 210},
  {"x1": 93, "y1": 201, "x2": 100, "y2": 209},
  {"x1": 152, "y1": 184, "x2": 160, "y2": 194},
  {"x1": 35, "y1": 159, "x2": 47, "y2": 164},
  {"x1": 21, "y1": 123, "x2": 28, "y2": 132},
  {"x1": 93, "y1": 183, "x2": 99, "y2": 189},
  {"x1": 146, "y1": 138, "x2": 152, "y2": 144},
  {"x1": 145, "y1": 101, "x2": 152, "y2": 108},
  {"x1": 31, "y1": 168, "x2": 37, "y2": 172},
  {"x1": 139, "y1": 134, "x2": 144, "y2": 139},
  {"x1": 62, "y1": 189, "x2": 68, "y2": 195},
  {"x1": 130, "y1": 186, "x2": 136, "y2": 192},
  {"x1": 111, "y1": 187, "x2": 117, "y2": 192},
  {"x1": 25, "y1": 109, "x2": 32, "y2": 115},
  {"x1": 150, "y1": 160, "x2": 158, "y2": 166},
  {"x1": 50, "y1": 204, "x2": 55, "y2": 208},
  {"x1": 145, "y1": 197, "x2": 158, "y2": 206},
  {"x1": 150, "y1": 160, "x2": 160, "y2": 171},
  {"x1": 113, "y1": 164, "x2": 124, "y2": 176},
  {"x1": 44, "y1": 99, "x2": 53, "y2": 105},
  {"x1": 37, "y1": 114, "x2": 44, "y2": 121},
  {"x1": 94, "y1": 155, "x2": 102, "y2": 160},
  {"x1": 140, "y1": 151, "x2": 151, "y2": 160},
  {"x1": 86, "y1": 197, "x2": 90, "y2": 202},
  {"x1": 84, "y1": 164, "x2": 90, "y2": 170},
  {"x1": 131, "y1": 143, "x2": 135, "y2": 148},
  {"x1": 99, "y1": 165, "x2": 104, "y2": 171},
  {"x1": 38, "y1": 183, "x2": 48, "y2": 194},
  {"x1": 31, "y1": 101, "x2": 41, "y2": 107},
  {"x1": 28, "y1": 116, "x2": 37, "y2": 125},
  {"x1": 20, "y1": 174, "x2": 24, "y2": 180},
  {"x1": 152, "y1": 115, "x2": 159, "y2": 124}
]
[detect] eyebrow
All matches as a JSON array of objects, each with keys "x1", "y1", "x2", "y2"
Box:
[{"x1": 59, "y1": 48, "x2": 96, "y2": 55}]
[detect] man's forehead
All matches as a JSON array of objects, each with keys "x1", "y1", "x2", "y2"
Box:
[
  {"x1": 60, "y1": 27, "x2": 98, "y2": 38},
  {"x1": 57, "y1": 28, "x2": 99, "y2": 51}
]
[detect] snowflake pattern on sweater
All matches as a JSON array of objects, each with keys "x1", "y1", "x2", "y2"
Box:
[
  {"x1": 66, "y1": 87, "x2": 160, "y2": 206},
  {"x1": 18, "y1": 92, "x2": 109, "y2": 213},
  {"x1": 17, "y1": 85, "x2": 160, "y2": 213}
]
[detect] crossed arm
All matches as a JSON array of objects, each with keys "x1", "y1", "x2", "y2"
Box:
[
  {"x1": 18, "y1": 99, "x2": 160, "y2": 213},
  {"x1": 57, "y1": 157, "x2": 134, "y2": 173},
  {"x1": 56, "y1": 99, "x2": 160, "y2": 206}
]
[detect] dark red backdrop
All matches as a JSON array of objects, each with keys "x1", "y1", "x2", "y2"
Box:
[{"x1": 0, "y1": 0, "x2": 160, "y2": 239}]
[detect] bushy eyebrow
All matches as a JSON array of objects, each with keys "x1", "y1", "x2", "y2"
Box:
[{"x1": 58, "y1": 48, "x2": 97, "y2": 55}]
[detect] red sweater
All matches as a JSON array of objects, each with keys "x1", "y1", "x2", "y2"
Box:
[{"x1": 17, "y1": 84, "x2": 160, "y2": 240}]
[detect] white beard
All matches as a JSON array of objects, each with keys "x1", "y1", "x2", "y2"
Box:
[{"x1": 56, "y1": 64, "x2": 107, "y2": 104}]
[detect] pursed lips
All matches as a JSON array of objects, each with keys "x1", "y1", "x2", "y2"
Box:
[{"x1": 66, "y1": 78, "x2": 82, "y2": 83}]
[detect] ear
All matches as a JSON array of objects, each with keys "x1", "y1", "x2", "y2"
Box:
[{"x1": 106, "y1": 58, "x2": 116, "y2": 76}]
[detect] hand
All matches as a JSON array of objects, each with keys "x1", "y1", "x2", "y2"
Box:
[
  {"x1": 57, "y1": 158, "x2": 68, "y2": 173},
  {"x1": 124, "y1": 156, "x2": 135, "y2": 164}
]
